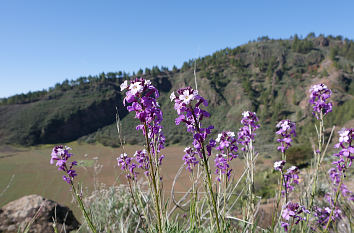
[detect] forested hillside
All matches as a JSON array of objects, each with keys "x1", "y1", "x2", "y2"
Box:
[{"x1": 1, "y1": 34, "x2": 354, "y2": 150}]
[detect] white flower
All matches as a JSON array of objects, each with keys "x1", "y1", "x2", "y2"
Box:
[
  {"x1": 276, "y1": 121, "x2": 282, "y2": 128},
  {"x1": 274, "y1": 160, "x2": 285, "y2": 170},
  {"x1": 170, "y1": 92, "x2": 176, "y2": 102},
  {"x1": 281, "y1": 120, "x2": 290, "y2": 131},
  {"x1": 227, "y1": 131, "x2": 235, "y2": 137},
  {"x1": 310, "y1": 84, "x2": 327, "y2": 93},
  {"x1": 274, "y1": 161, "x2": 281, "y2": 169},
  {"x1": 145, "y1": 80, "x2": 151, "y2": 86},
  {"x1": 339, "y1": 129, "x2": 350, "y2": 143},
  {"x1": 130, "y1": 82, "x2": 144, "y2": 95},
  {"x1": 216, "y1": 133, "x2": 222, "y2": 142},
  {"x1": 242, "y1": 111, "x2": 250, "y2": 118},
  {"x1": 120, "y1": 153, "x2": 128, "y2": 159},
  {"x1": 120, "y1": 80, "x2": 129, "y2": 91},
  {"x1": 179, "y1": 90, "x2": 195, "y2": 104}
]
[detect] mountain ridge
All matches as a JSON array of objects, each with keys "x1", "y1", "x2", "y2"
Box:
[{"x1": 1, "y1": 34, "x2": 353, "y2": 148}]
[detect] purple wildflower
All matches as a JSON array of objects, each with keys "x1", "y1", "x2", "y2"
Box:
[
  {"x1": 334, "y1": 128, "x2": 354, "y2": 165},
  {"x1": 314, "y1": 128, "x2": 353, "y2": 228},
  {"x1": 331, "y1": 128, "x2": 354, "y2": 199},
  {"x1": 282, "y1": 166, "x2": 300, "y2": 195},
  {"x1": 121, "y1": 78, "x2": 166, "y2": 166},
  {"x1": 182, "y1": 147, "x2": 199, "y2": 172},
  {"x1": 274, "y1": 161, "x2": 300, "y2": 197},
  {"x1": 50, "y1": 145, "x2": 77, "y2": 184},
  {"x1": 214, "y1": 131, "x2": 238, "y2": 181},
  {"x1": 117, "y1": 153, "x2": 137, "y2": 179},
  {"x1": 237, "y1": 111, "x2": 260, "y2": 151},
  {"x1": 171, "y1": 87, "x2": 214, "y2": 160},
  {"x1": 276, "y1": 120, "x2": 296, "y2": 153},
  {"x1": 281, "y1": 202, "x2": 309, "y2": 232},
  {"x1": 214, "y1": 154, "x2": 230, "y2": 181},
  {"x1": 134, "y1": 149, "x2": 150, "y2": 175},
  {"x1": 309, "y1": 83, "x2": 332, "y2": 119},
  {"x1": 328, "y1": 128, "x2": 354, "y2": 201},
  {"x1": 313, "y1": 205, "x2": 342, "y2": 228}
]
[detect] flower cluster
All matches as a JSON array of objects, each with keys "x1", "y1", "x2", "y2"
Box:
[
  {"x1": 276, "y1": 119, "x2": 296, "y2": 153},
  {"x1": 134, "y1": 149, "x2": 150, "y2": 174},
  {"x1": 213, "y1": 131, "x2": 238, "y2": 180},
  {"x1": 237, "y1": 111, "x2": 260, "y2": 151},
  {"x1": 117, "y1": 153, "x2": 137, "y2": 179},
  {"x1": 274, "y1": 161, "x2": 300, "y2": 196},
  {"x1": 121, "y1": 78, "x2": 165, "y2": 158},
  {"x1": 281, "y1": 202, "x2": 309, "y2": 232},
  {"x1": 314, "y1": 198, "x2": 342, "y2": 228},
  {"x1": 334, "y1": 128, "x2": 353, "y2": 165},
  {"x1": 330, "y1": 128, "x2": 354, "y2": 199},
  {"x1": 183, "y1": 147, "x2": 199, "y2": 172},
  {"x1": 214, "y1": 155, "x2": 230, "y2": 181},
  {"x1": 309, "y1": 83, "x2": 333, "y2": 119},
  {"x1": 283, "y1": 166, "x2": 300, "y2": 195},
  {"x1": 50, "y1": 145, "x2": 77, "y2": 184},
  {"x1": 171, "y1": 87, "x2": 214, "y2": 158},
  {"x1": 316, "y1": 127, "x2": 354, "y2": 224},
  {"x1": 117, "y1": 149, "x2": 152, "y2": 179}
]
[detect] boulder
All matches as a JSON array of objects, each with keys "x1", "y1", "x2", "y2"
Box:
[{"x1": 0, "y1": 195, "x2": 80, "y2": 233}]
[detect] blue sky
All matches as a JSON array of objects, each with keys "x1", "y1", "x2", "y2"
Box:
[{"x1": 1, "y1": 0, "x2": 354, "y2": 98}]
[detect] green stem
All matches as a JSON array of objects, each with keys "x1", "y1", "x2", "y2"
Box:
[
  {"x1": 223, "y1": 150, "x2": 230, "y2": 229},
  {"x1": 143, "y1": 123, "x2": 163, "y2": 233},
  {"x1": 203, "y1": 156, "x2": 221, "y2": 233},
  {"x1": 70, "y1": 182, "x2": 97, "y2": 233},
  {"x1": 191, "y1": 110, "x2": 221, "y2": 233},
  {"x1": 309, "y1": 113, "x2": 324, "y2": 210},
  {"x1": 323, "y1": 174, "x2": 345, "y2": 232},
  {"x1": 246, "y1": 124, "x2": 255, "y2": 225},
  {"x1": 271, "y1": 171, "x2": 285, "y2": 233}
]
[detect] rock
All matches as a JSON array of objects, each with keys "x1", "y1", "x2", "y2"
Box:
[
  {"x1": 0, "y1": 195, "x2": 80, "y2": 233},
  {"x1": 314, "y1": 36, "x2": 329, "y2": 47}
]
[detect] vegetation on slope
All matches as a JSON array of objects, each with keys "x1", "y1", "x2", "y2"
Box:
[{"x1": 0, "y1": 34, "x2": 353, "y2": 148}]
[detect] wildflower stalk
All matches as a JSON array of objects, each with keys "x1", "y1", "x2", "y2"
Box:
[
  {"x1": 309, "y1": 112, "x2": 324, "y2": 209},
  {"x1": 282, "y1": 170, "x2": 288, "y2": 204},
  {"x1": 119, "y1": 78, "x2": 166, "y2": 232},
  {"x1": 323, "y1": 155, "x2": 351, "y2": 232},
  {"x1": 271, "y1": 172, "x2": 284, "y2": 233},
  {"x1": 246, "y1": 124, "x2": 255, "y2": 224},
  {"x1": 69, "y1": 180, "x2": 97, "y2": 233},
  {"x1": 223, "y1": 148, "x2": 230, "y2": 227},
  {"x1": 144, "y1": 123, "x2": 163, "y2": 233},
  {"x1": 50, "y1": 146, "x2": 97, "y2": 232},
  {"x1": 191, "y1": 111, "x2": 222, "y2": 233},
  {"x1": 323, "y1": 177, "x2": 344, "y2": 232},
  {"x1": 238, "y1": 112, "x2": 259, "y2": 226},
  {"x1": 189, "y1": 171, "x2": 196, "y2": 230},
  {"x1": 308, "y1": 83, "x2": 333, "y2": 210}
]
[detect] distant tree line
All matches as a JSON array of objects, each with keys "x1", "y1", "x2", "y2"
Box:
[
  {"x1": 0, "y1": 66, "x2": 177, "y2": 105},
  {"x1": 2, "y1": 34, "x2": 353, "y2": 106}
]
